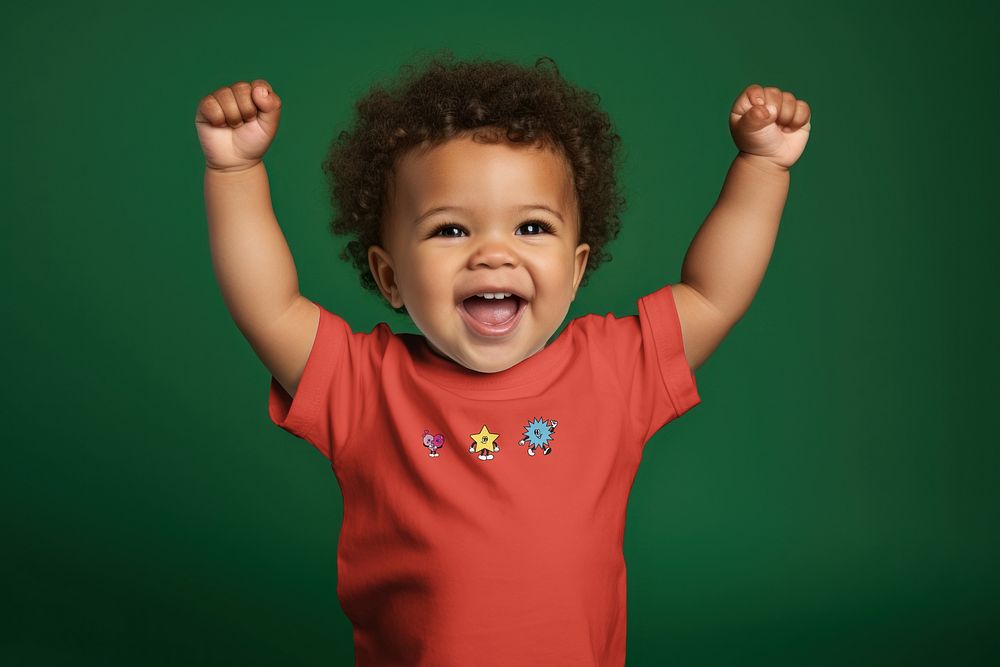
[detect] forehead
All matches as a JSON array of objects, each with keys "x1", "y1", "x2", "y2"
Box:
[{"x1": 386, "y1": 133, "x2": 577, "y2": 223}]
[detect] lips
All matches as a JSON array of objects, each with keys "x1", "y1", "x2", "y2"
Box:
[{"x1": 458, "y1": 295, "x2": 527, "y2": 337}]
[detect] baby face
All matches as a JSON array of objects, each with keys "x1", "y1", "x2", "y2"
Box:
[{"x1": 369, "y1": 132, "x2": 590, "y2": 373}]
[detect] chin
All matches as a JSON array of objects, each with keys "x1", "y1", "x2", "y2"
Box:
[
  {"x1": 461, "y1": 351, "x2": 526, "y2": 374},
  {"x1": 462, "y1": 358, "x2": 516, "y2": 374}
]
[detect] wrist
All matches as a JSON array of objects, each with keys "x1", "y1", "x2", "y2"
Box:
[
  {"x1": 736, "y1": 152, "x2": 789, "y2": 176},
  {"x1": 205, "y1": 160, "x2": 263, "y2": 175}
]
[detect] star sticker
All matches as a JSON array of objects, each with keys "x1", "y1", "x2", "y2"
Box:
[{"x1": 469, "y1": 424, "x2": 500, "y2": 452}]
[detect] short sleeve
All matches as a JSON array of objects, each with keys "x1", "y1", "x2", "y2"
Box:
[
  {"x1": 267, "y1": 302, "x2": 389, "y2": 464},
  {"x1": 606, "y1": 284, "x2": 701, "y2": 445}
]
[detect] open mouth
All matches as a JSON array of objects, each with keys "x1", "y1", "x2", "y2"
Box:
[{"x1": 458, "y1": 294, "x2": 527, "y2": 337}]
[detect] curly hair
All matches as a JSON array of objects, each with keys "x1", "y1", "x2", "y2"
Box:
[{"x1": 321, "y1": 49, "x2": 626, "y2": 315}]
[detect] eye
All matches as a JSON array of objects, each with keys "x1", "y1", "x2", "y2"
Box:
[
  {"x1": 429, "y1": 223, "x2": 467, "y2": 238},
  {"x1": 516, "y1": 220, "x2": 556, "y2": 235}
]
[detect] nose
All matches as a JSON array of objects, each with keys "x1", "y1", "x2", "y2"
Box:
[{"x1": 468, "y1": 232, "x2": 519, "y2": 270}]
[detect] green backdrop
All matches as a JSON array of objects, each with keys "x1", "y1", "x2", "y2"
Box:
[{"x1": 5, "y1": 1, "x2": 997, "y2": 664}]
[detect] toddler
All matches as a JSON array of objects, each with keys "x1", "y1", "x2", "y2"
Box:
[{"x1": 195, "y1": 53, "x2": 810, "y2": 666}]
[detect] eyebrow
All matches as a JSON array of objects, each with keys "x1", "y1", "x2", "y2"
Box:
[{"x1": 413, "y1": 204, "x2": 564, "y2": 226}]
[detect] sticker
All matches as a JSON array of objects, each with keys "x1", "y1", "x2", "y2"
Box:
[
  {"x1": 469, "y1": 424, "x2": 501, "y2": 461},
  {"x1": 422, "y1": 429, "x2": 445, "y2": 458},
  {"x1": 518, "y1": 417, "x2": 558, "y2": 456}
]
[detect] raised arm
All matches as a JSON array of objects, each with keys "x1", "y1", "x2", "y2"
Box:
[
  {"x1": 198, "y1": 80, "x2": 319, "y2": 397},
  {"x1": 672, "y1": 84, "x2": 811, "y2": 372},
  {"x1": 205, "y1": 163, "x2": 319, "y2": 395},
  {"x1": 205, "y1": 162, "x2": 304, "y2": 331}
]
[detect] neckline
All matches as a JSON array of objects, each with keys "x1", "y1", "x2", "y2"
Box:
[{"x1": 406, "y1": 324, "x2": 575, "y2": 392}]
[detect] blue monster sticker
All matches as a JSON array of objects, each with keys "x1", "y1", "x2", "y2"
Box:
[{"x1": 518, "y1": 417, "x2": 558, "y2": 456}]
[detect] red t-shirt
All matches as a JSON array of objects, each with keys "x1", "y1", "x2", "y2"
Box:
[{"x1": 268, "y1": 284, "x2": 701, "y2": 666}]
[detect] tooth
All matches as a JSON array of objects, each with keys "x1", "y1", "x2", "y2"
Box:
[{"x1": 472, "y1": 292, "x2": 515, "y2": 299}]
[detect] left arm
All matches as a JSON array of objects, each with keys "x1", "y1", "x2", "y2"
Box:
[
  {"x1": 672, "y1": 84, "x2": 811, "y2": 372},
  {"x1": 673, "y1": 153, "x2": 789, "y2": 371}
]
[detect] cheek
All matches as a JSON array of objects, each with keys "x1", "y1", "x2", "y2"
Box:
[
  {"x1": 410, "y1": 247, "x2": 458, "y2": 276},
  {"x1": 528, "y1": 253, "x2": 575, "y2": 290}
]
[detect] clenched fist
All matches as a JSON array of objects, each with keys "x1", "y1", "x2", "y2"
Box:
[
  {"x1": 729, "y1": 84, "x2": 811, "y2": 170},
  {"x1": 195, "y1": 79, "x2": 282, "y2": 172}
]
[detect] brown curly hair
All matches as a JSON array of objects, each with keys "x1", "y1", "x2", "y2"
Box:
[{"x1": 321, "y1": 49, "x2": 626, "y2": 315}]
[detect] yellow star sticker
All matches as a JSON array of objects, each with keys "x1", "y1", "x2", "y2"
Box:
[{"x1": 470, "y1": 424, "x2": 500, "y2": 452}]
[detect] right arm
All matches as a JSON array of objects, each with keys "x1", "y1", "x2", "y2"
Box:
[{"x1": 198, "y1": 80, "x2": 318, "y2": 397}]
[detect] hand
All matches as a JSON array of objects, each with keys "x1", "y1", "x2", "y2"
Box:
[
  {"x1": 195, "y1": 79, "x2": 282, "y2": 172},
  {"x1": 729, "y1": 84, "x2": 811, "y2": 170}
]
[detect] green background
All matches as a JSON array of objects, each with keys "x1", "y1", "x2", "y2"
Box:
[{"x1": 5, "y1": 0, "x2": 997, "y2": 664}]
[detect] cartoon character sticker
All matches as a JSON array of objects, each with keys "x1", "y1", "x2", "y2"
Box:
[
  {"x1": 422, "y1": 429, "x2": 445, "y2": 457},
  {"x1": 468, "y1": 424, "x2": 501, "y2": 461},
  {"x1": 519, "y1": 417, "x2": 558, "y2": 456}
]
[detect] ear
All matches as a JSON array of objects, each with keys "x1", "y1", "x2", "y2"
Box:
[
  {"x1": 368, "y1": 245, "x2": 405, "y2": 309},
  {"x1": 571, "y1": 243, "x2": 590, "y2": 298}
]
